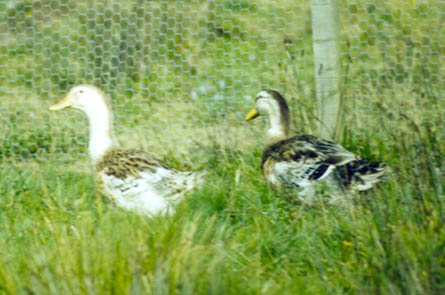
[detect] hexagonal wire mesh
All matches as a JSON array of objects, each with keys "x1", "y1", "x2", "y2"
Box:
[
  {"x1": 0, "y1": 0, "x2": 313, "y2": 168},
  {"x1": 340, "y1": 0, "x2": 444, "y2": 148},
  {"x1": 0, "y1": 0, "x2": 443, "y2": 169}
]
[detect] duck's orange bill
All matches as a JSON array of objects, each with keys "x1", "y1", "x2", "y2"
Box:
[{"x1": 245, "y1": 108, "x2": 259, "y2": 121}]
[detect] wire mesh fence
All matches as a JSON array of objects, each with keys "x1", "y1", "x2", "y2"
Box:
[
  {"x1": 339, "y1": 0, "x2": 444, "y2": 163},
  {"x1": 0, "y1": 0, "x2": 443, "y2": 167},
  {"x1": 0, "y1": 0, "x2": 313, "y2": 166}
]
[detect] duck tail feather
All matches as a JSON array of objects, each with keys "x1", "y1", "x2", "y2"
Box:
[{"x1": 334, "y1": 159, "x2": 387, "y2": 191}]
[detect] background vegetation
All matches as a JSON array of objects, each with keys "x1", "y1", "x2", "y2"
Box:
[{"x1": 0, "y1": 0, "x2": 443, "y2": 294}]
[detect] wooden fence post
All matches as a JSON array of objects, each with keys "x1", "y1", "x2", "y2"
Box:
[{"x1": 311, "y1": 0, "x2": 342, "y2": 139}]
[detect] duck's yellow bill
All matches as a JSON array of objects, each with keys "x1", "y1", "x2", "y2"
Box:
[
  {"x1": 245, "y1": 108, "x2": 259, "y2": 121},
  {"x1": 49, "y1": 97, "x2": 72, "y2": 111}
]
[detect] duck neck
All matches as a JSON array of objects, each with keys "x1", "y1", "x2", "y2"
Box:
[
  {"x1": 265, "y1": 108, "x2": 289, "y2": 146},
  {"x1": 83, "y1": 103, "x2": 114, "y2": 164}
]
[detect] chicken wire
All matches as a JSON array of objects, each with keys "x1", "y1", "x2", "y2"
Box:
[
  {"x1": 0, "y1": 0, "x2": 443, "y2": 166},
  {"x1": 339, "y1": 0, "x2": 444, "y2": 152},
  {"x1": 0, "y1": 0, "x2": 312, "y2": 166}
]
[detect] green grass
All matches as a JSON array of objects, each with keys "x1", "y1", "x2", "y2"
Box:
[
  {"x1": 1, "y1": 0, "x2": 444, "y2": 294},
  {"x1": 0, "y1": 137, "x2": 443, "y2": 294}
]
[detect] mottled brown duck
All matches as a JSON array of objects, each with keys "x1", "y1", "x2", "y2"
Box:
[{"x1": 245, "y1": 90, "x2": 386, "y2": 199}]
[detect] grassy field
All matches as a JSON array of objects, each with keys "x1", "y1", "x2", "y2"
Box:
[{"x1": 0, "y1": 0, "x2": 444, "y2": 294}]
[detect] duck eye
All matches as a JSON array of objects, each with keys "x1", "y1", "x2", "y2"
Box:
[{"x1": 79, "y1": 90, "x2": 84, "y2": 94}]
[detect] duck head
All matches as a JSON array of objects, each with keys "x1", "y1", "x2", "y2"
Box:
[
  {"x1": 245, "y1": 90, "x2": 290, "y2": 145},
  {"x1": 50, "y1": 84, "x2": 115, "y2": 164}
]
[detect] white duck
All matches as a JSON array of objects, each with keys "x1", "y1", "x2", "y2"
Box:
[
  {"x1": 50, "y1": 85, "x2": 204, "y2": 215},
  {"x1": 245, "y1": 89, "x2": 386, "y2": 199}
]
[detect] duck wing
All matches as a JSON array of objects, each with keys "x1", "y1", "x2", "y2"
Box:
[
  {"x1": 261, "y1": 135, "x2": 358, "y2": 188},
  {"x1": 96, "y1": 148, "x2": 203, "y2": 214}
]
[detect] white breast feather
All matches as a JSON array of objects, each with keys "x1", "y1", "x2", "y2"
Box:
[
  {"x1": 99, "y1": 166, "x2": 200, "y2": 215},
  {"x1": 269, "y1": 161, "x2": 334, "y2": 188}
]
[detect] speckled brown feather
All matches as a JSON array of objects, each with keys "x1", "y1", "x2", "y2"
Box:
[
  {"x1": 96, "y1": 148, "x2": 170, "y2": 179},
  {"x1": 262, "y1": 134, "x2": 385, "y2": 191},
  {"x1": 261, "y1": 134, "x2": 345, "y2": 171}
]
